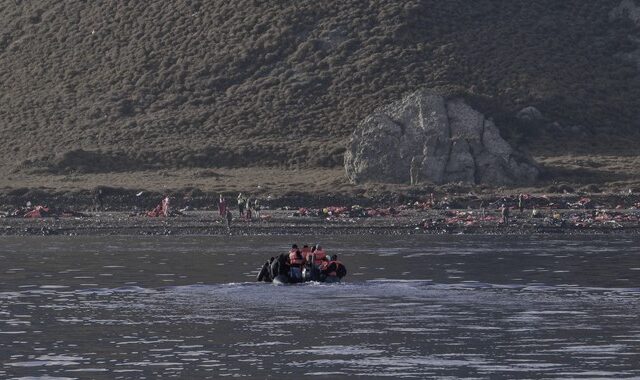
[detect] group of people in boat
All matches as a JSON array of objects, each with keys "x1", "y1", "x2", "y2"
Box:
[{"x1": 257, "y1": 244, "x2": 347, "y2": 284}]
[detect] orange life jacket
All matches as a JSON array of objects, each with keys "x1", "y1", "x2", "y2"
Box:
[
  {"x1": 313, "y1": 250, "x2": 327, "y2": 265},
  {"x1": 289, "y1": 250, "x2": 304, "y2": 266}
]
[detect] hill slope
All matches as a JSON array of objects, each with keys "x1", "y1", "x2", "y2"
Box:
[{"x1": 1, "y1": 0, "x2": 638, "y2": 174}]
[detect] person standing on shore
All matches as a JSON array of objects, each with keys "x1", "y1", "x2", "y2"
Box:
[
  {"x1": 162, "y1": 195, "x2": 171, "y2": 217},
  {"x1": 501, "y1": 204, "x2": 510, "y2": 226},
  {"x1": 518, "y1": 194, "x2": 525, "y2": 213},
  {"x1": 254, "y1": 198, "x2": 261, "y2": 219},
  {"x1": 93, "y1": 188, "x2": 104, "y2": 212},
  {"x1": 218, "y1": 194, "x2": 226, "y2": 217},
  {"x1": 532, "y1": 206, "x2": 540, "y2": 218},
  {"x1": 226, "y1": 209, "x2": 233, "y2": 231},
  {"x1": 410, "y1": 156, "x2": 421, "y2": 186},
  {"x1": 237, "y1": 193, "x2": 245, "y2": 217}
]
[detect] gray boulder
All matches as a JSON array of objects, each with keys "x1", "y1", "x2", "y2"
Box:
[
  {"x1": 610, "y1": 0, "x2": 640, "y2": 25},
  {"x1": 611, "y1": 1, "x2": 640, "y2": 68},
  {"x1": 516, "y1": 106, "x2": 545, "y2": 122},
  {"x1": 344, "y1": 89, "x2": 539, "y2": 186}
]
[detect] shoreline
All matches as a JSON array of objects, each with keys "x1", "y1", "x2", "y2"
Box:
[
  {"x1": 1, "y1": 210, "x2": 638, "y2": 237},
  {"x1": 1, "y1": 188, "x2": 639, "y2": 237}
]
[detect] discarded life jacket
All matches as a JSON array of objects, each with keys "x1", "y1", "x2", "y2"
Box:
[
  {"x1": 24, "y1": 206, "x2": 51, "y2": 218},
  {"x1": 147, "y1": 204, "x2": 164, "y2": 217},
  {"x1": 289, "y1": 250, "x2": 304, "y2": 266}
]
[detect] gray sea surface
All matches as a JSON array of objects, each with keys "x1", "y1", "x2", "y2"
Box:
[{"x1": 1, "y1": 235, "x2": 639, "y2": 379}]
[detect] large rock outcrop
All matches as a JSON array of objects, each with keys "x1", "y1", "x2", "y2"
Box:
[
  {"x1": 611, "y1": 0, "x2": 640, "y2": 25},
  {"x1": 344, "y1": 89, "x2": 539, "y2": 186},
  {"x1": 611, "y1": 0, "x2": 640, "y2": 69}
]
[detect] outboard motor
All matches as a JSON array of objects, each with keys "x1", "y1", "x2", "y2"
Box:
[
  {"x1": 256, "y1": 257, "x2": 275, "y2": 282},
  {"x1": 256, "y1": 261, "x2": 271, "y2": 282}
]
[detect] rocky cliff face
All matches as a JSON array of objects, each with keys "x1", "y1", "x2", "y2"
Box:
[{"x1": 344, "y1": 90, "x2": 539, "y2": 186}]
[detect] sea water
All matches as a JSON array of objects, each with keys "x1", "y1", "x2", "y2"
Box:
[{"x1": 1, "y1": 235, "x2": 639, "y2": 379}]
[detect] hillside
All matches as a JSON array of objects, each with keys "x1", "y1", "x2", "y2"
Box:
[{"x1": 1, "y1": 0, "x2": 639, "y2": 178}]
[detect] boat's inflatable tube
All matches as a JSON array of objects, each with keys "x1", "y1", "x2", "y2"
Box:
[
  {"x1": 272, "y1": 275, "x2": 289, "y2": 285},
  {"x1": 273, "y1": 273, "x2": 341, "y2": 285},
  {"x1": 257, "y1": 258, "x2": 345, "y2": 285},
  {"x1": 323, "y1": 275, "x2": 341, "y2": 284}
]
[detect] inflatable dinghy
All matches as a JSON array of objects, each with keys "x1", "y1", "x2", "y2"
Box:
[{"x1": 256, "y1": 259, "x2": 346, "y2": 285}]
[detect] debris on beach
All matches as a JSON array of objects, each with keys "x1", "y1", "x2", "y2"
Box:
[
  {"x1": 7, "y1": 205, "x2": 88, "y2": 218},
  {"x1": 145, "y1": 196, "x2": 184, "y2": 217},
  {"x1": 146, "y1": 204, "x2": 184, "y2": 217},
  {"x1": 293, "y1": 205, "x2": 399, "y2": 219}
]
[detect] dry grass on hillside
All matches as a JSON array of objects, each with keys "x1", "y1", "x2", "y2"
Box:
[{"x1": 0, "y1": 0, "x2": 638, "y2": 176}]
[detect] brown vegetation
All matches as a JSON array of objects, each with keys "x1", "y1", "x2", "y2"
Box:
[{"x1": 0, "y1": 0, "x2": 638, "y2": 175}]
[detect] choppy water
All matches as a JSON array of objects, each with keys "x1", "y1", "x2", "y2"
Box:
[{"x1": 1, "y1": 235, "x2": 639, "y2": 379}]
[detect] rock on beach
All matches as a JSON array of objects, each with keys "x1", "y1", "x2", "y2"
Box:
[{"x1": 344, "y1": 89, "x2": 539, "y2": 186}]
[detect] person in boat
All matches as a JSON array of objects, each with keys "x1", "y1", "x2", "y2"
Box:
[
  {"x1": 288, "y1": 244, "x2": 305, "y2": 282},
  {"x1": 302, "y1": 244, "x2": 328, "y2": 281},
  {"x1": 321, "y1": 254, "x2": 347, "y2": 279},
  {"x1": 311, "y1": 244, "x2": 327, "y2": 266},
  {"x1": 301, "y1": 244, "x2": 312, "y2": 260}
]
